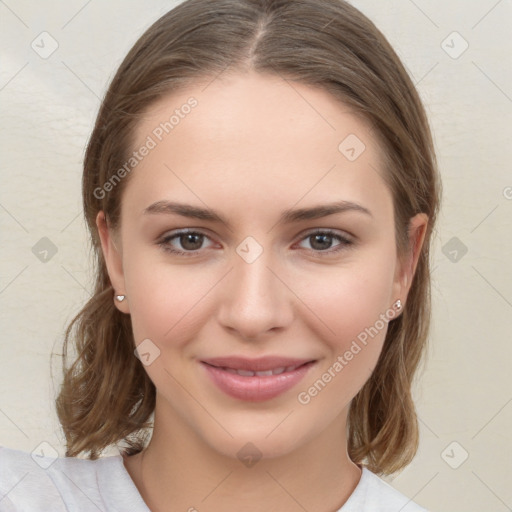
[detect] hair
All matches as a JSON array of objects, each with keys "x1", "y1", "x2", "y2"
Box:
[{"x1": 55, "y1": 0, "x2": 441, "y2": 475}]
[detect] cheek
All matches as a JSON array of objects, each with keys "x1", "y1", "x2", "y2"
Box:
[
  {"x1": 301, "y1": 250, "x2": 396, "y2": 340},
  {"x1": 294, "y1": 251, "x2": 397, "y2": 397},
  {"x1": 123, "y1": 247, "x2": 216, "y2": 345}
]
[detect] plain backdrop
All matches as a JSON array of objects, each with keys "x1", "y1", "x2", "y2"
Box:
[{"x1": 1, "y1": 1, "x2": 511, "y2": 511}]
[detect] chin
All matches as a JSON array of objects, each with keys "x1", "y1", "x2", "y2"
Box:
[{"x1": 202, "y1": 422, "x2": 314, "y2": 465}]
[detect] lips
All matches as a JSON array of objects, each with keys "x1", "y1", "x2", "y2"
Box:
[
  {"x1": 215, "y1": 364, "x2": 304, "y2": 377},
  {"x1": 200, "y1": 356, "x2": 317, "y2": 402},
  {"x1": 201, "y1": 356, "x2": 314, "y2": 373}
]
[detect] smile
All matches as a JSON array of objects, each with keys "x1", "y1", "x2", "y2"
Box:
[
  {"x1": 210, "y1": 363, "x2": 306, "y2": 377},
  {"x1": 200, "y1": 359, "x2": 317, "y2": 402}
]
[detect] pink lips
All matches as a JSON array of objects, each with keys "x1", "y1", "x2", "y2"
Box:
[{"x1": 201, "y1": 356, "x2": 316, "y2": 402}]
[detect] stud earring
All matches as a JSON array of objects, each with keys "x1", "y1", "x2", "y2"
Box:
[
  {"x1": 393, "y1": 299, "x2": 402, "y2": 311},
  {"x1": 115, "y1": 294, "x2": 126, "y2": 302}
]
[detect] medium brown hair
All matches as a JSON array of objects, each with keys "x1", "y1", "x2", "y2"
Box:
[{"x1": 56, "y1": 0, "x2": 441, "y2": 475}]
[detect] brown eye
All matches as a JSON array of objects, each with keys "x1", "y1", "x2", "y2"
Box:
[
  {"x1": 177, "y1": 232, "x2": 204, "y2": 251},
  {"x1": 297, "y1": 229, "x2": 353, "y2": 256},
  {"x1": 158, "y1": 230, "x2": 213, "y2": 256}
]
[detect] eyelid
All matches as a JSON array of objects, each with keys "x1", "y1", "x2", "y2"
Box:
[
  {"x1": 158, "y1": 228, "x2": 217, "y2": 250},
  {"x1": 157, "y1": 227, "x2": 354, "y2": 257},
  {"x1": 159, "y1": 226, "x2": 354, "y2": 243},
  {"x1": 298, "y1": 226, "x2": 354, "y2": 242}
]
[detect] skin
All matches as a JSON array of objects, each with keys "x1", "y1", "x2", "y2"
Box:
[{"x1": 97, "y1": 71, "x2": 427, "y2": 512}]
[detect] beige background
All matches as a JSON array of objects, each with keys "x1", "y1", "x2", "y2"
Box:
[{"x1": 1, "y1": 1, "x2": 511, "y2": 510}]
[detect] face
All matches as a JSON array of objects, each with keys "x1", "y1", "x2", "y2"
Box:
[{"x1": 98, "y1": 71, "x2": 426, "y2": 461}]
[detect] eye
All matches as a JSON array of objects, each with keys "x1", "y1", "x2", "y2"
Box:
[
  {"x1": 295, "y1": 229, "x2": 353, "y2": 257},
  {"x1": 158, "y1": 229, "x2": 214, "y2": 257},
  {"x1": 157, "y1": 228, "x2": 353, "y2": 258}
]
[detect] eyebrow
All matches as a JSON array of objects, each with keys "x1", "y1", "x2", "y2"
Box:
[{"x1": 143, "y1": 199, "x2": 372, "y2": 228}]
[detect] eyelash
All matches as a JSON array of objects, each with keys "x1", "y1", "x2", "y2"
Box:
[{"x1": 157, "y1": 228, "x2": 353, "y2": 258}]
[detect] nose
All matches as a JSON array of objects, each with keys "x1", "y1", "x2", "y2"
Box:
[{"x1": 216, "y1": 243, "x2": 294, "y2": 342}]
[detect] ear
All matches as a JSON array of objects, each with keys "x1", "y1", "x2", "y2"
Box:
[
  {"x1": 96, "y1": 210, "x2": 130, "y2": 314},
  {"x1": 392, "y1": 213, "x2": 429, "y2": 310}
]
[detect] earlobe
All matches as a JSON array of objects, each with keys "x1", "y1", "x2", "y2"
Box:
[{"x1": 95, "y1": 211, "x2": 130, "y2": 314}]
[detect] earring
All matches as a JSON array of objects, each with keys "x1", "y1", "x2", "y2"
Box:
[
  {"x1": 115, "y1": 294, "x2": 126, "y2": 302},
  {"x1": 393, "y1": 299, "x2": 402, "y2": 311}
]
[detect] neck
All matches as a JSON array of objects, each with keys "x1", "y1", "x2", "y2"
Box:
[{"x1": 124, "y1": 398, "x2": 361, "y2": 512}]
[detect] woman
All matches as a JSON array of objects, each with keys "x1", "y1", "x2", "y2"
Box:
[{"x1": 0, "y1": 0, "x2": 440, "y2": 510}]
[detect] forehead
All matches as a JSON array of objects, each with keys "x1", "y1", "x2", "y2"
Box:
[{"x1": 123, "y1": 71, "x2": 392, "y2": 225}]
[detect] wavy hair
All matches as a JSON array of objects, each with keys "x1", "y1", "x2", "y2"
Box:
[{"x1": 56, "y1": 0, "x2": 441, "y2": 475}]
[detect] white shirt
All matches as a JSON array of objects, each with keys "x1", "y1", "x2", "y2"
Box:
[{"x1": 0, "y1": 445, "x2": 428, "y2": 511}]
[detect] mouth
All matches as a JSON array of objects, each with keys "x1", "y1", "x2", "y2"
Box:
[
  {"x1": 201, "y1": 355, "x2": 316, "y2": 372},
  {"x1": 200, "y1": 357, "x2": 317, "y2": 402},
  {"x1": 202, "y1": 361, "x2": 311, "y2": 377}
]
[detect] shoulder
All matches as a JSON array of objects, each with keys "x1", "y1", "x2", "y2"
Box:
[
  {"x1": 0, "y1": 445, "x2": 132, "y2": 511},
  {"x1": 339, "y1": 467, "x2": 429, "y2": 512}
]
